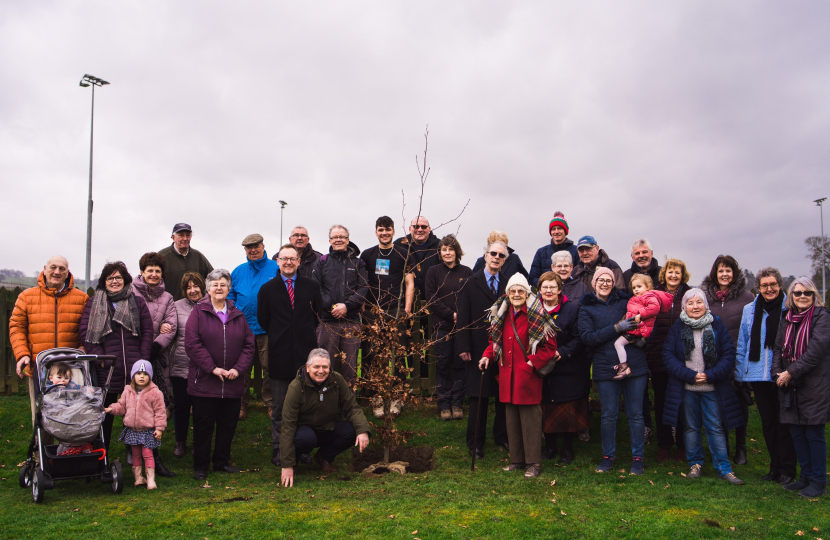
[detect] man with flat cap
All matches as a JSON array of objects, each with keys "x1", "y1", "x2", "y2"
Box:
[
  {"x1": 158, "y1": 223, "x2": 214, "y2": 301},
  {"x1": 229, "y1": 234, "x2": 279, "y2": 420}
]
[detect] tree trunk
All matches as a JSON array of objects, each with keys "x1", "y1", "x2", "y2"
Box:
[{"x1": 383, "y1": 445, "x2": 390, "y2": 463}]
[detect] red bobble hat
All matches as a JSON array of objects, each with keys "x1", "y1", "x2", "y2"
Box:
[{"x1": 549, "y1": 211, "x2": 569, "y2": 235}]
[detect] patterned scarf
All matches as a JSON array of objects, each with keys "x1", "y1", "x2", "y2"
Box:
[
  {"x1": 782, "y1": 305, "x2": 815, "y2": 361},
  {"x1": 715, "y1": 289, "x2": 729, "y2": 302},
  {"x1": 487, "y1": 294, "x2": 558, "y2": 365},
  {"x1": 85, "y1": 287, "x2": 140, "y2": 344},
  {"x1": 680, "y1": 310, "x2": 717, "y2": 370}
]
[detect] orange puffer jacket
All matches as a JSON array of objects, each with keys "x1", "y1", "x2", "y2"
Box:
[{"x1": 9, "y1": 273, "x2": 89, "y2": 376}]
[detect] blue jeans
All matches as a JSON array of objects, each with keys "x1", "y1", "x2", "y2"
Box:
[
  {"x1": 789, "y1": 424, "x2": 827, "y2": 483},
  {"x1": 683, "y1": 390, "x2": 731, "y2": 476},
  {"x1": 595, "y1": 375, "x2": 647, "y2": 460}
]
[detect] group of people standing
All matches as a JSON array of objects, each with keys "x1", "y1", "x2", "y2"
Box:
[{"x1": 8, "y1": 213, "x2": 830, "y2": 496}]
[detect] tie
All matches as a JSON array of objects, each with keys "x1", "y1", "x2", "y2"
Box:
[
  {"x1": 489, "y1": 275, "x2": 496, "y2": 295},
  {"x1": 286, "y1": 279, "x2": 295, "y2": 309}
]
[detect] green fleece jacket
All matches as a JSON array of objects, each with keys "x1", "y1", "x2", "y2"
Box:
[
  {"x1": 157, "y1": 244, "x2": 214, "y2": 301},
  {"x1": 280, "y1": 368, "x2": 371, "y2": 467}
]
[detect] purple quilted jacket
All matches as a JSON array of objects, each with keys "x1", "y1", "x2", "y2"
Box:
[{"x1": 184, "y1": 297, "x2": 255, "y2": 399}]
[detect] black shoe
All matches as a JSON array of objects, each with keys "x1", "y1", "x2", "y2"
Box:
[
  {"x1": 734, "y1": 448, "x2": 747, "y2": 466},
  {"x1": 777, "y1": 474, "x2": 795, "y2": 486},
  {"x1": 153, "y1": 448, "x2": 176, "y2": 477},
  {"x1": 783, "y1": 475, "x2": 810, "y2": 491},
  {"x1": 194, "y1": 470, "x2": 207, "y2": 481},
  {"x1": 499, "y1": 441, "x2": 510, "y2": 452},
  {"x1": 558, "y1": 448, "x2": 575, "y2": 465},
  {"x1": 299, "y1": 453, "x2": 312, "y2": 465},
  {"x1": 271, "y1": 449, "x2": 281, "y2": 468},
  {"x1": 541, "y1": 447, "x2": 557, "y2": 460},
  {"x1": 468, "y1": 448, "x2": 484, "y2": 459},
  {"x1": 761, "y1": 471, "x2": 779, "y2": 482},
  {"x1": 215, "y1": 465, "x2": 242, "y2": 473}
]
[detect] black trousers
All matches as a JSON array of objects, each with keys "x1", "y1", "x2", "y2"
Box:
[
  {"x1": 294, "y1": 421, "x2": 357, "y2": 464},
  {"x1": 170, "y1": 377, "x2": 193, "y2": 444},
  {"x1": 102, "y1": 393, "x2": 120, "y2": 452},
  {"x1": 435, "y1": 328, "x2": 465, "y2": 410},
  {"x1": 466, "y1": 396, "x2": 507, "y2": 451},
  {"x1": 191, "y1": 396, "x2": 241, "y2": 472},
  {"x1": 753, "y1": 381, "x2": 797, "y2": 477},
  {"x1": 651, "y1": 373, "x2": 685, "y2": 449}
]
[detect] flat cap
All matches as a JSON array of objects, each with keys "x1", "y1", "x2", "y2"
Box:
[{"x1": 242, "y1": 233, "x2": 264, "y2": 246}]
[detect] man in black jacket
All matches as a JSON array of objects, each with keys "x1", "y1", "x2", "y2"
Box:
[
  {"x1": 621, "y1": 238, "x2": 662, "y2": 294},
  {"x1": 456, "y1": 241, "x2": 509, "y2": 458},
  {"x1": 312, "y1": 225, "x2": 369, "y2": 386},
  {"x1": 393, "y1": 216, "x2": 441, "y2": 299},
  {"x1": 272, "y1": 226, "x2": 322, "y2": 280},
  {"x1": 258, "y1": 244, "x2": 323, "y2": 467}
]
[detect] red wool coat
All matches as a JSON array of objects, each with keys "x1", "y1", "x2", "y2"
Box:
[
  {"x1": 625, "y1": 290, "x2": 674, "y2": 338},
  {"x1": 483, "y1": 306, "x2": 557, "y2": 405}
]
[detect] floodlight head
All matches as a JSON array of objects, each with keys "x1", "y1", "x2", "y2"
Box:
[
  {"x1": 79, "y1": 80, "x2": 90, "y2": 87},
  {"x1": 80, "y1": 74, "x2": 110, "y2": 87},
  {"x1": 279, "y1": 200, "x2": 288, "y2": 208},
  {"x1": 815, "y1": 197, "x2": 827, "y2": 206}
]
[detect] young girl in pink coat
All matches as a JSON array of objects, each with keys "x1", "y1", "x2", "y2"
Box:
[
  {"x1": 614, "y1": 274, "x2": 674, "y2": 379},
  {"x1": 105, "y1": 360, "x2": 167, "y2": 489}
]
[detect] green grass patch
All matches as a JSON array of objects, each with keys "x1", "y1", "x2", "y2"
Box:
[{"x1": 0, "y1": 393, "x2": 827, "y2": 539}]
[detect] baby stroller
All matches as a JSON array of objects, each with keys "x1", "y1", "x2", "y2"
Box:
[{"x1": 18, "y1": 348, "x2": 124, "y2": 503}]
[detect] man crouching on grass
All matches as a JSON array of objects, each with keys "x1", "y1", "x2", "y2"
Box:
[{"x1": 280, "y1": 349, "x2": 371, "y2": 487}]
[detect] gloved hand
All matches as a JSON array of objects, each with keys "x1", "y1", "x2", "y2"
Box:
[
  {"x1": 614, "y1": 317, "x2": 640, "y2": 333},
  {"x1": 150, "y1": 342, "x2": 163, "y2": 363}
]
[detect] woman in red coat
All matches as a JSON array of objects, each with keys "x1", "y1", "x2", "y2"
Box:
[{"x1": 479, "y1": 273, "x2": 557, "y2": 478}]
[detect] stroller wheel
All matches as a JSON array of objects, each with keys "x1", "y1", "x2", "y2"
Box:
[
  {"x1": 110, "y1": 461, "x2": 123, "y2": 495},
  {"x1": 19, "y1": 461, "x2": 32, "y2": 488},
  {"x1": 32, "y1": 468, "x2": 45, "y2": 503}
]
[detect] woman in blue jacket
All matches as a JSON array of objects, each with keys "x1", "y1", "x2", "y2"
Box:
[
  {"x1": 577, "y1": 267, "x2": 647, "y2": 475},
  {"x1": 663, "y1": 288, "x2": 745, "y2": 485},
  {"x1": 735, "y1": 267, "x2": 796, "y2": 484}
]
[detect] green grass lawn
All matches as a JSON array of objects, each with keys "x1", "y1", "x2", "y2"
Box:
[{"x1": 0, "y1": 393, "x2": 827, "y2": 539}]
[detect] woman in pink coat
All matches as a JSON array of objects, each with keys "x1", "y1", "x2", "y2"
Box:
[
  {"x1": 613, "y1": 274, "x2": 673, "y2": 379},
  {"x1": 479, "y1": 273, "x2": 557, "y2": 478}
]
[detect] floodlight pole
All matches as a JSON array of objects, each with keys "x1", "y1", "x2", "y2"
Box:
[
  {"x1": 279, "y1": 200, "x2": 288, "y2": 245},
  {"x1": 79, "y1": 74, "x2": 110, "y2": 289},
  {"x1": 816, "y1": 197, "x2": 827, "y2": 301}
]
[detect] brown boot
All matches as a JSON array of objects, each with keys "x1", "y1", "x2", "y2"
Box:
[
  {"x1": 146, "y1": 468, "x2": 157, "y2": 490},
  {"x1": 174, "y1": 442, "x2": 186, "y2": 458},
  {"x1": 239, "y1": 404, "x2": 248, "y2": 420},
  {"x1": 314, "y1": 453, "x2": 337, "y2": 473},
  {"x1": 132, "y1": 466, "x2": 146, "y2": 486},
  {"x1": 267, "y1": 407, "x2": 273, "y2": 420}
]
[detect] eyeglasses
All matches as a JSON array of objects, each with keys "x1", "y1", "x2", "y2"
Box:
[
  {"x1": 330, "y1": 236, "x2": 348, "y2": 241},
  {"x1": 759, "y1": 284, "x2": 779, "y2": 291},
  {"x1": 596, "y1": 279, "x2": 613, "y2": 285},
  {"x1": 290, "y1": 233, "x2": 308, "y2": 239},
  {"x1": 539, "y1": 286, "x2": 559, "y2": 292},
  {"x1": 792, "y1": 290, "x2": 815, "y2": 298},
  {"x1": 553, "y1": 264, "x2": 571, "y2": 270},
  {"x1": 488, "y1": 251, "x2": 507, "y2": 259},
  {"x1": 105, "y1": 276, "x2": 123, "y2": 283},
  {"x1": 278, "y1": 257, "x2": 299, "y2": 263}
]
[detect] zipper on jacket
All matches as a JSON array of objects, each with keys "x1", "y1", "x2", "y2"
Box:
[
  {"x1": 121, "y1": 327, "x2": 128, "y2": 386},
  {"x1": 54, "y1": 295, "x2": 59, "y2": 348},
  {"x1": 222, "y1": 323, "x2": 226, "y2": 399}
]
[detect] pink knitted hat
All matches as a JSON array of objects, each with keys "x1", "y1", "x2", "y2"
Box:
[{"x1": 591, "y1": 267, "x2": 615, "y2": 290}]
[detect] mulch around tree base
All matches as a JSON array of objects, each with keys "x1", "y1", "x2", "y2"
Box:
[{"x1": 350, "y1": 446, "x2": 435, "y2": 473}]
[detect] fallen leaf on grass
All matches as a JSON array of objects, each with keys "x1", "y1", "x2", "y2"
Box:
[
  {"x1": 814, "y1": 528, "x2": 820, "y2": 533},
  {"x1": 729, "y1": 527, "x2": 736, "y2": 531},
  {"x1": 17, "y1": 462, "x2": 25, "y2": 468},
  {"x1": 551, "y1": 499, "x2": 557, "y2": 504},
  {"x1": 618, "y1": 469, "x2": 625, "y2": 473},
  {"x1": 207, "y1": 524, "x2": 213, "y2": 527},
  {"x1": 667, "y1": 472, "x2": 673, "y2": 476},
  {"x1": 560, "y1": 510, "x2": 567, "y2": 516},
  {"x1": 664, "y1": 483, "x2": 670, "y2": 489},
  {"x1": 648, "y1": 480, "x2": 654, "y2": 485},
  {"x1": 680, "y1": 473, "x2": 687, "y2": 477},
  {"x1": 388, "y1": 515, "x2": 395, "y2": 519},
  {"x1": 411, "y1": 531, "x2": 418, "y2": 535},
  {"x1": 201, "y1": 482, "x2": 212, "y2": 488},
  {"x1": 619, "y1": 475, "x2": 625, "y2": 479},
  {"x1": 74, "y1": 509, "x2": 79, "y2": 512},
  {"x1": 550, "y1": 479, "x2": 556, "y2": 486},
  {"x1": 796, "y1": 532, "x2": 804, "y2": 536}
]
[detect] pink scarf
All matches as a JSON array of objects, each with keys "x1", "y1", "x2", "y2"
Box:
[{"x1": 782, "y1": 305, "x2": 815, "y2": 361}]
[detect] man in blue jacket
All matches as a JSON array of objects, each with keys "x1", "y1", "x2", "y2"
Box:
[
  {"x1": 229, "y1": 233, "x2": 279, "y2": 420},
  {"x1": 528, "y1": 212, "x2": 579, "y2": 287}
]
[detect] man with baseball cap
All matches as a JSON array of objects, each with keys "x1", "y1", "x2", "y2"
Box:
[
  {"x1": 158, "y1": 223, "x2": 214, "y2": 301},
  {"x1": 571, "y1": 235, "x2": 625, "y2": 291},
  {"x1": 229, "y1": 234, "x2": 279, "y2": 420},
  {"x1": 528, "y1": 211, "x2": 579, "y2": 288}
]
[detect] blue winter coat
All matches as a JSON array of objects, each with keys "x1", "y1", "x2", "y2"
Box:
[
  {"x1": 229, "y1": 252, "x2": 278, "y2": 335},
  {"x1": 661, "y1": 316, "x2": 745, "y2": 430},
  {"x1": 528, "y1": 238, "x2": 579, "y2": 287},
  {"x1": 734, "y1": 295, "x2": 786, "y2": 382},
  {"x1": 577, "y1": 289, "x2": 648, "y2": 381}
]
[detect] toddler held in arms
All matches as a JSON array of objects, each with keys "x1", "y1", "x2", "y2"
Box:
[
  {"x1": 105, "y1": 360, "x2": 167, "y2": 489},
  {"x1": 613, "y1": 274, "x2": 674, "y2": 379}
]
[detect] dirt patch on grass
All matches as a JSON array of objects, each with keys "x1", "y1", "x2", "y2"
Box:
[{"x1": 349, "y1": 446, "x2": 435, "y2": 473}]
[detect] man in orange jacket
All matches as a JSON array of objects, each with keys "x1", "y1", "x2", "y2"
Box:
[{"x1": 10, "y1": 255, "x2": 89, "y2": 425}]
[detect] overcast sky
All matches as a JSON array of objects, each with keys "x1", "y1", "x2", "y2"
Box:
[{"x1": 2, "y1": 1, "x2": 828, "y2": 286}]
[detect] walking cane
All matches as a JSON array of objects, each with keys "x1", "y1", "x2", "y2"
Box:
[{"x1": 470, "y1": 366, "x2": 487, "y2": 472}]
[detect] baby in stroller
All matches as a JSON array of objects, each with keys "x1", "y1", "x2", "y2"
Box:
[{"x1": 46, "y1": 362, "x2": 81, "y2": 390}]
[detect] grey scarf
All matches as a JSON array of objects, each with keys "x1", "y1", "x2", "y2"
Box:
[
  {"x1": 85, "y1": 287, "x2": 140, "y2": 344},
  {"x1": 680, "y1": 311, "x2": 717, "y2": 370}
]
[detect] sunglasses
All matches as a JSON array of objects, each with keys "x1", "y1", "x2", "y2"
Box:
[
  {"x1": 411, "y1": 224, "x2": 430, "y2": 230},
  {"x1": 488, "y1": 251, "x2": 507, "y2": 259},
  {"x1": 792, "y1": 290, "x2": 815, "y2": 298}
]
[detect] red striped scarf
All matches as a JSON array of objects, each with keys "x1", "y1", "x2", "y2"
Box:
[{"x1": 782, "y1": 305, "x2": 815, "y2": 361}]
